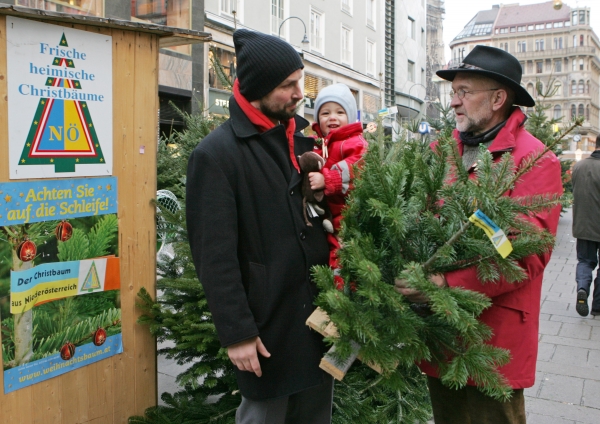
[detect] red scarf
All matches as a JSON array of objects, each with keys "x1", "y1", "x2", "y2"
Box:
[{"x1": 233, "y1": 80, "x2": 300, "y2": 173}]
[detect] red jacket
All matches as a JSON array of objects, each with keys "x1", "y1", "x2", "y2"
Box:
[
  {"x1": 421, "y1": 107, "x2": 563, "y2": 389},
  {"x1": 312, "y1": 122, "x2": 367, "y2": 230}
]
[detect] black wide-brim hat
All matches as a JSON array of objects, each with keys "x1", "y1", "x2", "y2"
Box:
[{"x1": 437, "y1": 45, "x2": 535, "y2": 107}]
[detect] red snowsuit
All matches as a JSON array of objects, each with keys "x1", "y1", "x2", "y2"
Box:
[
  {"x1": 312, "y1": 121, "x2": 368, "y2": 270},
  {"x1": 421, "y1": 107, "x2": 563, "y2": 389}
]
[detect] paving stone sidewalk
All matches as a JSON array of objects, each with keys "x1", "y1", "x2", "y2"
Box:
[
  {"x1": 157, "y1": 209, "x2": 600, "y2": 422},
  {"x1": 525, "y1": 208, "x2": 600, "y2": 424}
]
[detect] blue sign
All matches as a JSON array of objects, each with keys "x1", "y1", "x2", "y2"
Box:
[
  {"x1": 0, "y1": 176, "x2": 117, "y2": 226},
  {"x1": 418, "y1": 121, "x2": 431, "y2": 135}
]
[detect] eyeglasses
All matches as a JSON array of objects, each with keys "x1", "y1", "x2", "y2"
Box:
[{"x1": 449, "y1": 88, "x2": 500, "y2": 100}]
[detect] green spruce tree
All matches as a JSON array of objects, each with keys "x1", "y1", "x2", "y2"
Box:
[{"x1": 312, "y1": 105, "x2": 580, "y2": 402}]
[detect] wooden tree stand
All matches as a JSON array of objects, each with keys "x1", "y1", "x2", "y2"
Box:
[{"x1": 306, "y1": 308, "x2": 382, "y2": 380}]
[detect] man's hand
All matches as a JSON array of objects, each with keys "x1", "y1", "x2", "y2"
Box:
[
  {"x1": 227, "y1": 336, "x2": 271, "y2": 377},
  {"x1": 308, "y1": 172, "x2": 325, "y2": 191},
  {"x1": 394, "y1": 274, "x2": 448, "y2": 303}
]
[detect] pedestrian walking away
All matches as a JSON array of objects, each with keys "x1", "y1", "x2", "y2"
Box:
[{"x1": 572, "y1": 134, "x2": 600, "y2": 317}]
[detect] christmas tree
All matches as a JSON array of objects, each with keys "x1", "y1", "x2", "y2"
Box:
[
  {"x1": 524, "y1": 77, "x2": 578, "y2": 207},
  {"x1": 312, "y1": 105, "x2": 579, "y2": 401}
]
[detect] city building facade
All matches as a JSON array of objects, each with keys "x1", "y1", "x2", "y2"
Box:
[
  {"x1": 448, "y1": 1, "x2": 600, "y2": 157},
  {"x1": 426, "y1": 0, "x2": 446, "y2": 118},
  {"x1": 204, "y1": 0, "x2": 389, "y2": 129}
]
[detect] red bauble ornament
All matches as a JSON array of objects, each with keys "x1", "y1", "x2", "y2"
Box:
[
  {"x1": 55, "y1": 220, "x2": 73, "y2": 242},
  {"x1": 60, "y1": 342, "x2": 75, "y2": 360},
  {"x1": 93, "y1": 327, "x2": 107, "y2": 346},
  {"x1": 17, "y1": 239, "x2": 36, "y2": 262}
]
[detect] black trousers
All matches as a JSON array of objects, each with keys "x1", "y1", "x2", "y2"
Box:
[
  {"x1": 427, "y1": 376, "x2": 526, "y2": 424},
  {"x1": 576, "y1": 238, "x2": 600, "y2": 312},
  {"x1": 235, "y1": 375, "x2": 334, "y2": 424}
]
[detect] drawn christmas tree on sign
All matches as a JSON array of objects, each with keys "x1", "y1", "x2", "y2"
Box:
[
  {"x1": 81, "y1": 261, "x2": 101, "y2": 292},
  {"x1": 19, "y1": 33, "x2": 105, "y2": 173}
]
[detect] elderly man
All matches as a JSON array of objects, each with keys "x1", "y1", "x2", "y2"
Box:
[
  {"x1": 572, "y1": 134, "x2": 600, "y2": 317},
  {"x1": 396, "y1": 46, "x2": 563, "y2": 423},
  {"x1": 186, "y1": 29, "x2": 332, "y2": 423}
]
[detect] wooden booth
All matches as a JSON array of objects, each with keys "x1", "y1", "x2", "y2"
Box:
[{"x1": 0, "y1": 5, "x2": 210, "y2": 423}]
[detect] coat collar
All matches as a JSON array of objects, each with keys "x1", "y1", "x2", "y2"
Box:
[
  {"x1": 228, "y1": 96, "x2": 310, "y2": 139},
  {"x1": 454, "y1": 107, "x2": 526, "y2": 156}
]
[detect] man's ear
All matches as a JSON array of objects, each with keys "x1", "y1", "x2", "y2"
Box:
[{"x1": 491, "y1": 89, "x2": 508, "y2": 112}]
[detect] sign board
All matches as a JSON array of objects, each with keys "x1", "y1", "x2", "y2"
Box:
[
  {"x1": 418, "y1": 121, "x2": 431, "y2": 134},
  {"x1": 7, "y1": 17, "x2": 113, "y2": 179}
]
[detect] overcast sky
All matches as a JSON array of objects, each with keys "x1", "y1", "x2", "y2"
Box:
[{"x1": 442, "y1": 0, "x2": 600, "y2": 63}]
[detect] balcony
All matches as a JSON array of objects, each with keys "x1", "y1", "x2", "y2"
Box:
[{"x1": 514, "y1": 46, "x2": 596, "y2": 60}]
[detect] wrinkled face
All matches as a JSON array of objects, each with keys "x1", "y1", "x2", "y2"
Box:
[
  {"x1": 258, "y1": 69, "x2": 304, "y2": 121},
  {"x1": 318, "y1": 102, "x2": 348, "y2": 136},
  {"x1": 451, "y1": 73, "x2": 498, "y2": 135}
]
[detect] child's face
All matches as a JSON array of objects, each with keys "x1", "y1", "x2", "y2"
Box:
[{"x1": 318, "y1": 102, "x2": 348, "y2": 135}]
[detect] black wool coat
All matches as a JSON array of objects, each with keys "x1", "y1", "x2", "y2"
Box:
[{"x1": 186, "y1": 97, "x2": 330, "y2": 400}]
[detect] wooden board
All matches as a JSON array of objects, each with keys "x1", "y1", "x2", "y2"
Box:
[{"x1": 0, "y1": 16, "x2": 160, "y2": 423}]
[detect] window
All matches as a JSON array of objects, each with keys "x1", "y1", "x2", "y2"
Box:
[
  {"x1": 554, "y1": 60, "x2": 562, "y2": 72},
  {"x1": 571, "y1": 104, "x2": 576, "y2": 119},
  {"x1": 554, "y1": 37, "x2": 563, "y2": 49},
  {"x1": 572, "y1": 11, "x2": 578, "y2": 25},
  {"x1": 366, "y1": 0, "x2": 376, "y2": 28},
  {"x1": 304, "y1": 73, "x2": 332, "y2": 109},
  {"x1": 408, "y1": 60, "x2": 415, "y2": 82},
  {"x1": 499, "y1": 28, "x2": 508, "y2": 34},
  {"x1": 528, "y1": 25, "x2": 534, "y2": 30},
  {"x1": 366, "y1": 40, "x2": 376, "y2": 76},
  {"x1": 517, "y1": 41, "x2": 526, "y2": 52},
  {"x1": 546, "y1": 23, "x2": 552, "y2": 29},
  {"x1": 554, "y1": 105, "x2": 562, "y2": 120},
  {"x1": 553, "y1": 22, "x2": 563, "y2": 28},
  {"x1": 510, "y1": 27, "x2": 516, "y2": 33},
  {"x1": 579, "y1": 10, "x2": 586, "y2": 25},
  {"x1": 363, "y1": 92, "x2": 380, "y2": 121},
  {"x1": 580, "y1": 59, "x2": 584, "y2": 70},
  {"x1": 271, "y1": 0, "x2": 284, "y2": 35},
  {"x1": 527, "y1": 61, "x2": 533, "y2": 74},
  {"x1": 527, "y1": 83, "x2": 534, "y2": 97},
  {"x1": 535, "y1": 39, "x2": 544, "y2": 51},
  {"x1": 408, "y1": 17, "x2": 415, "y2": 40},
  {"x1": 134, "y1": 0, "x2": 191, "y2": 54},
  {"x1": 21, "y1": 0, "x2": 103, "y2": 16},
  {"x1": 341, "y1": 26, "x2": 353, "y2": 66},
  {"x1": 535, "y1": 24, "x2": 544, "y2": 30},
  {"x1": 578, "y1": 104, "x2": 584, "y2": 116},
  {"x1": 536, "y1": 61, "x2": 543, "y2": 74},
  {"x1": 572, "y1": 59, "x2": 577, "y2": 71},
  {"x1": 208, "y1": 47, "x2": 236, "y2": 91},
  {"x1": 571, "y1": 80, "x2": 576, "y2": 94},
  {"x1": 536, "y1": 81, "x2": 544, "y2": 95},
  {"x1": 517, "y1": 26, "x2": 526, "y2": 32},
  {"x1": 310, "y1": 8, "x2": 324, "y2": 54},
  {"x1": 342, "y1": 0, "x2": 352, "y2": 15},
  {"x1": 221, "y1": 0, "x2": 237, "y2": 16},
  {"x1": 580, "y1": 35, "x2": 584, "y2": 46},
  {"x1": 579, "y1": 80, "x2": 584, "y2": 94},
  {"x1": 573, "y1": 35, "x2": 577, "y2": 47},
  {"x1": 554, "y1": 84, "x2": 562, "y2": 97}
]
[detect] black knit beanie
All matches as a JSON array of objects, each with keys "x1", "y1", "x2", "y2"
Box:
[{"x1": 233, "y1": 29, "x2": 304, "y2": 101}]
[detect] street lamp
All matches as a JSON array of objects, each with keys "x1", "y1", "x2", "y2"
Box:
[
  {"x1": 278, "y1": 17, "x2": 310, "y2": 45},
  {"x1": 408, "y1": 83, "x2": 427, "y2": 119}
]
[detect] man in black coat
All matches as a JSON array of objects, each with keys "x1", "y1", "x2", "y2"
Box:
[
  {"x1": 186, "y1": 29, "x2": 333, "y2": 423},
  {"x1": 572, "y1": 134, "x2": 600, "y2": 317}
]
